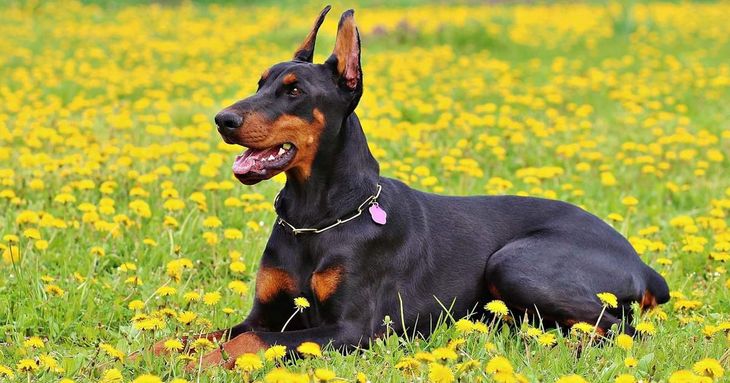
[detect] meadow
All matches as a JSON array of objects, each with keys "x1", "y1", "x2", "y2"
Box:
[{"x1": 1, "y1": 1, "x2": 729, "y2": 382}]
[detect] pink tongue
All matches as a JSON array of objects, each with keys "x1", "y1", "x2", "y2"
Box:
[
  {"x1": 233, "y1": 155, "x2": 256, "y2": 174},
  {"x1": 232, "y1": 147, "x2": 279, "y2": 175}
]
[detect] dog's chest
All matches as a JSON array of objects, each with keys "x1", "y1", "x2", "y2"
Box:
[{"x1": 254, "y1": 259, "x2": 347, "y2": 309}]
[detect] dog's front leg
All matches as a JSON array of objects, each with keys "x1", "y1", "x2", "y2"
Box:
[
  {"x1": 148, "y1": 327, "x2": 243, "y2": 357},
  {"x1": 187, "y1": 323, "x2": 362, "y2": 370}
]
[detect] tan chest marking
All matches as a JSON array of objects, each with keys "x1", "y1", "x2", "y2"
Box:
[
  {"x1": 311, "y1": 266, "x2": 344, "y2": 303},
  {"x1": 255, "y1": 267, "x2": 297, "y2": 303}
]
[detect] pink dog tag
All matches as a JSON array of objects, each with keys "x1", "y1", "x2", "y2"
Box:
[{"x1": 369, "y1": 203, "x2": 387, "y2": 225}]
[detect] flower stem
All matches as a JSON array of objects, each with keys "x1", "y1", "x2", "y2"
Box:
[{"x1": 281, "y1": 309, "x2": 300, "y2": 332}]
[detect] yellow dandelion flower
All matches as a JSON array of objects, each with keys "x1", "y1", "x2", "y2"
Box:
[
  {"x1": 296, "y1": 341, "x2": 321, "y2": 357},
  {"x1": 537, "y1": 333, "x2": 557, "y2": 347},
  {"x1": 674, "y1": 299, "x2": 702, "y2": 311},
  {"x1": 23, "y1": 336, "x2": 44, "y2": 349},
  {"x1": 485, "y1": 300, "x2": 509, "y2": 316},
  {"x1": 264, "y1": 345, "x2": 287, "y2": 361},
  {"x1": 164, "y1": 339, "x2": 184, "y2": 352},
  {"x1": 615, "y1": 334, "x2": 633, "y2": 350},
  {"x1": 35, "y1": 240, "x2": 49, "y2": 251},
  {"x1": 621, "y1": 196, "x2": 638, "y2": 207},
  {"x1": 190, "y1": 338, "x2": 215, "y2": 351},
  {"x1": 132, "y1": 374, "x2": 162, "y2": 383},
  {"x1": 203, "y1": 291, "x2": 221, "y2": 305},
  {"x1": 156, "y1": 286, "x2": 176, "y2": 297},
  {"x1": 456, "y1": 360, "x2": 481, "y2": 374},
  {"x1": 428, "y1": 363, "x2": 454, "y2": 383},
  {"x1": 447, "y1": 338, "x2": 466, "y2": 350},
  {"x1": 0, "y1": 365, "x2": 14, "y2": 378},
  {"x1": 224, "y1": 228, "x2": 243, "y2": 240},
  {"x1": 394, "y1": 357, "x2": 420, "y2": 372},
  {"x1": 571, "y1": 322, "x2": 595, "y2": 334},
  {"x1": 227, "y1": 280, "x2": 248, "y2": 295},
  {"x1": 3, "y1": 234, "x2": 19, "y2": 243},
  {"x1": 597, "y1": 292, "x2": 618, "y2": 308},
  {"x1": 473, "y1": 322, "x2": 488, "y2": 333},
  {"x1": 432, "y1": 347, "x2": 458, "y2": 361},
  {"x1": 668, "y1": 370, "x2": 707, "y2": 383},
  {"x1": 54, "y1": 193, "x2": 76, "y2": 204},
  {"x1": 128, "y1": 300, "x2": 145, "y2": 310},
  {"x1": 235, "y1": 353, "x2": 263, "y2": 373},
  {"x1": 100, "y1": 343, "x2": 125, "y2": 361},
  {"x1": 99, "y1": 368, "x2": 124, "y2": 383},
  {"x1": 607, "y1": 213, "x2": 624, "y2": 222},
  {"x1": 23, "y1": 228, "x2": 41, "y2": 240},
  {"x1": 128, "y1": 200, "x2": 151, "y2": 218},
  {"x1": 163, "y1": 216, "x2": 179, "y2": 229},
  {"x1": 454, "y1": 318, "x2": 475, "y2": 333},
  {"x1": 229, "y1": 250, "x2": 242, "y2": 261},
  {"x1": 183, "y1": 291, "x2": 201, "y2": 302},
  {"x1": 229, "y1": 261, "x2": 247, "y2": 273},
  {"x1": 118, "y1": 263, "x2": 137, "y2": 272},
  {"x1": 264, "y1": 368, "x2": 308, "y2": 383},
  {"x1": 3, "y1": 245, "x2": 21, "y2": 264},
  {"x1": 635, "y1": 322, "x2": 656, "y2": 335},
  {"x1": 624, "y1": 357, "x2": 638, "y2": 368},
  {"x1": 556, "y1": 375, "x2": 588, "y2": 383},
  {"x1": 246, "y1": 221, "x2": 260, "y2": 232},
  {"x1": 16, "y1": 359, "x2": 38, "y2": 372},
  {"x1": 143, "y1": 238, "x2": 157, "y2": 247},
  {"x1": 524, "y1": 326, "x2": 543, "y2": 338},
  {"x1": 314, "y1": 368, "x2": 337, "y2": 382},
  {"x1": 693, "y1": 358, "x2": 724, "y2": 379},
  {"x1": 202, "y1": 231, "x2": 218, "y2": 245},
  {"x1": 415, "y1": 351, "x2": 436, "y2": 362},
  {"x1": 356, "y1": 372, "x2": 368, "y2": 383},
  {"x1": 133, "y1": 317, "x2": 165, "y2": 331},
  {"x1": 486, "y1": 356, "x2": 514, "y2": 374},
  {"x1": 163, "y1": 198, "x2": 185, "y2": 211},
  {"x1": 294, "y1": 297, "x2": 310, "y2": 310},
  {"x1": 202, "y1": 216, "x2": 222, "y2": 228}
]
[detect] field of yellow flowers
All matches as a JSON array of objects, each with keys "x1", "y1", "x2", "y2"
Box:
[{"x1": 1, "y1": 1, "x2": 729, "y2": 382}]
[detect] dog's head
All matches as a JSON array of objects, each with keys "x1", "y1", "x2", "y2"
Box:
[{"x1": 215, "y1": 6, "x2": 362, "y2": 185}]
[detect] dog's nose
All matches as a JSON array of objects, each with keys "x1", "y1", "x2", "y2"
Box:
[{"x1": 215, "y1": 111, "x2": 243, "y2": 132}]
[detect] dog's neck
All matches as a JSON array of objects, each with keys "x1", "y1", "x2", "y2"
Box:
[{"x1": 277, "y1": 112, "x2": 380, "y2": 228}]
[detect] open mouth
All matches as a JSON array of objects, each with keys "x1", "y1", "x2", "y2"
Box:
[{"x1": 232, "y1": 143, "x2": 297, "y2": 184}]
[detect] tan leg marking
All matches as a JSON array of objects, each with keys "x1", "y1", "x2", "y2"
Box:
[
  {"x1": 256, "y1": 267, "x2": 297, "y2": 303},
  {"x1": 311, "y1": 266, "x2": 344, "y2": 302}
]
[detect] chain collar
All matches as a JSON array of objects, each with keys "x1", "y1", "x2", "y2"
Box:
[{"x1": 274, "y1": 184, "x2": 382, "y2": 235}]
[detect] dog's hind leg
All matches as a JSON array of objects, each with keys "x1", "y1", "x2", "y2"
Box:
[{"x1": 483, "y1": 237, "x2": 638, "y2": 335}]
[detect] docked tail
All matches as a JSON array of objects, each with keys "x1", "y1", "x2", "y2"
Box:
[{"x1": 640, "y1": 267, "x2": 670, "y2": 311}]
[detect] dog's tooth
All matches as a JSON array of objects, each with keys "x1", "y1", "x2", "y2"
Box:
[
  {"x1": 268, "y1": 155, "x2": 275, "y2": 161},
  {"x1": 278, "y1": 148, "x2": 285, "y2": 155},
  {"x1": 282, "y1": 143, "x2": 292, "y2": 150}
]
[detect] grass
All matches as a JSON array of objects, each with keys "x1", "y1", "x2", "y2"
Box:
[{"x1": 0, "y1": 1, "x2": 729, "y2": 382}]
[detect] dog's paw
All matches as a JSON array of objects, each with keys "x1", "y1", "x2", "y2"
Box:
[
  {"x1": 184, "y1": 333, "x2": 268, "y2": 371},
  {"x1": 185, "y1": 349, "x2": 235, "y2": 371}
]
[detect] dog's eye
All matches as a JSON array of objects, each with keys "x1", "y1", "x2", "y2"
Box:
[{"x1": 287, "y1": 87, "x2": 302, "y2": 97}]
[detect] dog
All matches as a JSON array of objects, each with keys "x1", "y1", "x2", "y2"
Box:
[{"x1": 155, "y1": 6, "x2": 670, "y2": 369}]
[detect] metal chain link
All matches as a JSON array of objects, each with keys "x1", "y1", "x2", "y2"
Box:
[{"x1": 274, "y1": 184, "x2": 382, "y2": 235}]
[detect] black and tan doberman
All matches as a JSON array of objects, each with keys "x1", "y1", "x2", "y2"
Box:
[{"x1": 153, "y1": 6, "x2": 669, "y2": 369}]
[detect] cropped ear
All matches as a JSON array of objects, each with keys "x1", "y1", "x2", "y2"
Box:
[
  {"x1": 293, "y1": 5, "x2": 332, "y2": 62},
  {"x1": 327, "y1": 9, "x2": 361, "y2": 90}
]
